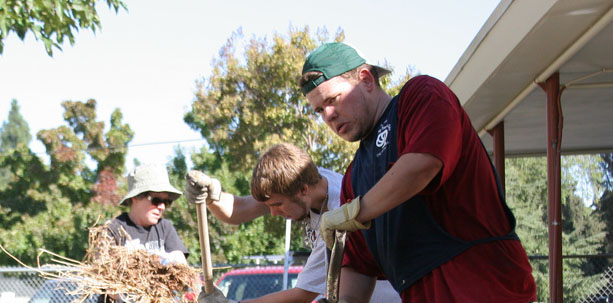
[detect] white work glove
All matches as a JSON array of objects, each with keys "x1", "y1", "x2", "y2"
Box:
[
  {"x1": 185, "y1": 170, "x2": 222, "y2": 205},
  {"x1": 156, "y1": 251, "x2": 187, "y2": 266},
  {"x1": 319, "y1": 196, "x2": 371, "y2": 248},
  {"x1": 198, "y1": 286, "x2": 237, "y2": 303}
]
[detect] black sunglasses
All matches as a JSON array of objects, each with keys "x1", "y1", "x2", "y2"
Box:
[{"x1": 147, "y1": 195, "x2": 173, "y2": 207}]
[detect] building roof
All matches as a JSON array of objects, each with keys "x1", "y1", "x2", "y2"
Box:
[{"x1": 445, "y1": 0, "x2": 613, "y2": 156}]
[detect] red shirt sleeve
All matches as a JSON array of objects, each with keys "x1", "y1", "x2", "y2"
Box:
[{"x1": 396, "y1": 76, "x2": 464, "y2": 193}]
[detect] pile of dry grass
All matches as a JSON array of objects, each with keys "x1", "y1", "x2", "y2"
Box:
[
  {"x1": 2, "y1": 222, "x2": 201, "y2": 303},
  {"x1": 78, "y1": 223, "x2": 201, "y2": 302}
]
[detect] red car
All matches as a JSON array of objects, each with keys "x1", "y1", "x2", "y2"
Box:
[{"x1": 215, "y1": 266, "x2": 304, "y2": 301}]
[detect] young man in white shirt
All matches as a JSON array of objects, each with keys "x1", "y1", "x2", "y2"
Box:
[{"x1": 186, "y1": 143, "x2": 400, "y2": 303}]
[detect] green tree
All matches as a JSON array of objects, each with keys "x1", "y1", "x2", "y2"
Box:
[
  {"x1": 599, "y1": 153, "x2": 613, "y2": 190},
  {"x1": 0, "y1": 99, "x2": 32, "y2": 189},
  {"x1": 596, "y1": 153, "x2": 613, "y2": 254},
  {"x1": 0, "y1": 99, "x2": 31, "y2": 151},
  {"x1": 0, "y1": 99, "x2": 133, "y2": 265},
  {"x1": 0, "y1": 0, "x2": 127, "y2": 55},
  {"x1": 599, "y1": 190, "x2": 613, "y2": 254},
  {"x1": 565, "y1": 155, "x2": 605, "y2": 208},
  {"x1": 505, "y1": 155, "x2": 607, "y2": 302},
  {"x1": 187, "y1": 27, "x2": 353, "y2": 175}
]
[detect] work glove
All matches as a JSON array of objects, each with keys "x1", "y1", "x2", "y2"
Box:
[
  {"x1": 319, "y1": 196, "x2": 371, "y2": 248},
  {"x1": 185, "y1": 170, "x2": 222, "y2": 205},
  {"x1": 197, "y1": 286, "x2": 237, "y2": 303},
  {"x1": 156, "y1": 251, "x2": 187, "y2": 266}
]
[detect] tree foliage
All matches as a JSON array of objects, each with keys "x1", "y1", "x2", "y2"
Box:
[
  {"x1": 0, "y1": 99, "x2": 133, "y2": 265},
  {"x1": 187, "y1": 27, "x2": 348, "y2": 175},
  {"x1": 597, "y1": 153, "x2": 613, "y2": 255},
  {"x1": 0, "y1": 99, "x2": 31, "y2": 151},
  {"x1": 599, "y1": 153, "x2": 613, "y2": 190},
  {"x1": 0, "y1": 99, "x2": 31, "y2": 189},
  {"x1": 505, "y1": 155, "x2": 607, "y2": 302},
  {"x1": 599, "y1": 190, "x2": 613, "y2": 254},
  {"x1": 0, "y1": 0, "x2": 127, "y2": 55}
]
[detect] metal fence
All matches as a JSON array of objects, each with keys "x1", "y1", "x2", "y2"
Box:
[
  {"x1": 1, "y1": 254, "x2": 612, "y2": 303},
  {"x1": 0, "y1": 267, "x2": 46, "y2": 303},
  {"x1": 580, "y1": 265, "x2": 613, "y2": 303},
  {"x1": 528, "y1": 254, "x2": 613, "y2": 303}
]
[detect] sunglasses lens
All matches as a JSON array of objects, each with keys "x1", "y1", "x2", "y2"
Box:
[{"x1": 149, "y1": 196, "x2": 171, "y2": 206}]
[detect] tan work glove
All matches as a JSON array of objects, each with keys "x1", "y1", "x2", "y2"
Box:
[
  {"x1": 185, "y1": 170, "x2": 222, "y2": 205},
  {"x1": 197, "y1": 286, "x2": 237, "y2": 303},
  {"x1": 319, "y1": 196, "x2": 371, "y2": 248}
]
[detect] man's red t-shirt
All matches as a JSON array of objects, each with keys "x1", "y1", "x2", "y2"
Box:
[{"x1": 341, "y1": 75, "x2": 536, "y2": 302}]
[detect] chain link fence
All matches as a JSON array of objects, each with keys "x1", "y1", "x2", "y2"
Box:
[
  {"x1": 580, "y1": 265, "x2": 613, "y2": 303},
  {"x1": 1, "y1": 254, "x2": 612, "y2": 302},
  {"x1": 0, "y1": 266, "x2": 49, "y2": 303},
  {"x1": 528, "y1": 254, "x2": 613, "y2": 302}
]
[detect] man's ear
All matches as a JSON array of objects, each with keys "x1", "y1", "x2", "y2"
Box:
[
  {"x1": 358, "y1": 67, "x2": 376, "y2": 92},
  {"x1": 299, "y1": 184, "x2": 310, "y2": 197}
]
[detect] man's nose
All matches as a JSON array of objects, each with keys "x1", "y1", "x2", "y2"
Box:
[
  {"x1": 323, "y1": 106, "x2": 337, "y2": 122},
  {"x1": 271, "y1": 208, "x2": 290, "y2": 219},
  {"x1": 270, "y1": 207, "x2": 281, "y2": 216}
]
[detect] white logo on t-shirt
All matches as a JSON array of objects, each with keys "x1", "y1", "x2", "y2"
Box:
[
  {"x1": 125, "y1": 238, "x2": 164, "y2": 253},
  {"x1": 376, "y1": 120, "x2": 391, "y2": 157}
]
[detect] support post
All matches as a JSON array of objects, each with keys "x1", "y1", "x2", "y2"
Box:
[
  {"x1": 538, "y1": 72, "x2": 563, "y2": 303},
  {"x1": 487, "y1": 121, "x2": 505, "y2": 194}
]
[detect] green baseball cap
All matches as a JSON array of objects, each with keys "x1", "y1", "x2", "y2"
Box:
[{"x1": 301, "y1": 42, "x2": 391, "y2": 95}]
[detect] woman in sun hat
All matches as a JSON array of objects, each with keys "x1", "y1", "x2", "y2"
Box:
[{"x1": 98, "y1": 163, "x2": 189, "y2": 303}]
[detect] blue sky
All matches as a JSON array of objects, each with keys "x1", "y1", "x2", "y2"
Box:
[{"x1": 0, "y1": 0, "x2": 500, "y2": 170}]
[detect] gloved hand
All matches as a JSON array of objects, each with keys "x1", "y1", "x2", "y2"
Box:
[
  {"x1": 185, "y1": 170, "x2": 222, "y2": 205},
  {"x1": 319, "y1": 196, "x2": 371, "y2": 248},
  {"x1": 198, "y1": 286, "x2": 237, "y2": 303},
  {"x1": 157, "y1": 252, "x2": 174, "y2": 266},
  {"x1": 156, "y1": 251, "x2": 187, "y2": 266}
]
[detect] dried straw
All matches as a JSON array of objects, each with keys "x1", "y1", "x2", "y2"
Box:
[{"x1": 1, "y1": 221, "x2": 201, "y2": 303}]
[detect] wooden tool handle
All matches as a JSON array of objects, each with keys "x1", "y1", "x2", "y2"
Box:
[{"x1": 196, "y1": 203, "x2": 215, "y2": 294}]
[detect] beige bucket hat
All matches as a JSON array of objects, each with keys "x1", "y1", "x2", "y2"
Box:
[{"x1": 119, "y1": 163, "x2": 182, "y2": 205}]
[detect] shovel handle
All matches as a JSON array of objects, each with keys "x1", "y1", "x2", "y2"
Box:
[
  {"x1": 325, "y1": 230, "x2": 347, "y2": 303},
  {"x1": 196, "y1": 203, "x2": 215, "y2": 294}
]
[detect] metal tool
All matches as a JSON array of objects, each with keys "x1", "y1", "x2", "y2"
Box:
[{"x1": 318, "y1": 230, "x2": 347, "y2": 303}]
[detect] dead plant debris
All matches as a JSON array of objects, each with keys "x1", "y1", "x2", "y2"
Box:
[{"x1": 1, "y1": 221, "x2": 201, "y2": 303}]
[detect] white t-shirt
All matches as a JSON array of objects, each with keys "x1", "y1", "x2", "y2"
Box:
[{"x1": 295, "y1": 167, "x2": 401, "y2": 303}]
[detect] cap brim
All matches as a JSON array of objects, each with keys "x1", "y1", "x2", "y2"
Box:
[{"x1": 373, "y1": 65, "x2": 391, "y2": 78}]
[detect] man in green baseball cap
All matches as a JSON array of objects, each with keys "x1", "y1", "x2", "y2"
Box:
[{"x1": 299, "y1": 42, "x2": 536, "y2": 303}]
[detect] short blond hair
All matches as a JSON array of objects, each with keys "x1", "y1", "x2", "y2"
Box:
[{"x1": 251, "y1": 143, "x2": 320, "y2": 201}]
